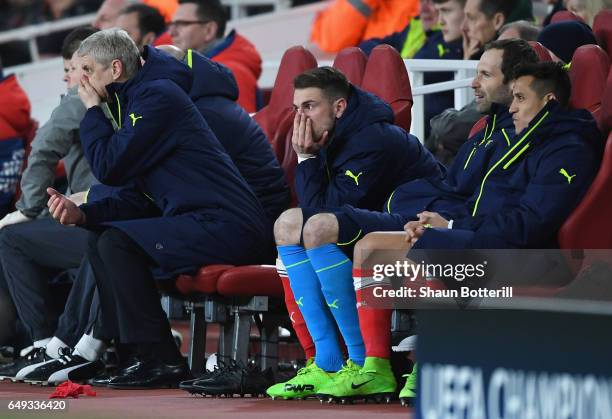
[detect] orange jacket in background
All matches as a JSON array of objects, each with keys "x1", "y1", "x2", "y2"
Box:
[
  {"x1": 311, "y1": 0, "x2": 420, "y2": 53},
  {"x1": 142, "y1": 0, "x2": 178, "y2": 22},
  {"x1": 0, "y1": 75, "x2": 31, "y2": 141}
]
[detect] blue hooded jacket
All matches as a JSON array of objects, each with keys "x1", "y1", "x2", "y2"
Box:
[
  {"x1": 186, "y1": 49, "x2": 289, "y2": 224},
  {"x1": 79, "y1": 46, "x2": 269, "y2": 276},
  {"x1": 295, "y1": 86, "x2": 442, "y2": 212},
  {"x1": 415, "y1": 101, "x2": 602, "y2": 249},
  {"x1": 384, "y1": 104, "x2": 515, "y2": 221},
  {"x1": 338, "y1": 104, "x2": 514, "y2": 231}
]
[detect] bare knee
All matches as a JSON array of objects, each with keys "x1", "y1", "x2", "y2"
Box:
[
  {"x1": 274, "y1": 208, "x2": 303, "y2": 246},
  {"x1": 302, "y1": 214, "x2": 339, "y2": 249},
  {"x1": 353, "y1": 231, "x2": 410, "y2": 267}
]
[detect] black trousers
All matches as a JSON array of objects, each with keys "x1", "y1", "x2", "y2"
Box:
[
  {"x1": 86, "y1": 228, "x2": 176, "y2": 351},
  {"x1": 0, "y1": 219, "x2": 90, "y2": 343},
  {"x1": 54, "y1": 257, "x2": 103, "y2": 345}
]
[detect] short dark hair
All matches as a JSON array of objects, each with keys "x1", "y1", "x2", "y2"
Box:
[
  {"x1": 432, "y1": 0, "x2": 466, "y2": 5},
  {"x1": 294, "y1": 67, "x2": 351, "y2": 102},
  {"x1": 485, "y1": 38, "x2": 539, "y2": 83},
  {"x1": 61, "y1": 26, "x2": 99, "y2": 60},
  {"x1": 514, "y1": 62, "x2": 572, "y2": 108},
  {"x1": 179, "y1": 0, "x2": 227, "y2": 39},
  {"x1": 499, "y1": 20, "x2": 541, "y2": 41},
  {"x1": 479, "y1": 0, "x2": 519, "y2": 19},
  {"x1": 120, "y1": 4, "x2": 166, "y2": 37}
]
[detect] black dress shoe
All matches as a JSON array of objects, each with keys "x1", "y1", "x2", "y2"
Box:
[
  {"x1": 189, "y1": 360, "x2": 273, "y2": 397},
  {"x1": 90, "y1": 372, "x2": 113, "y2": 387},
  {"x1": 179, "y1": 360, "x2": 232, "y2": 394},
  {"x1": 107, "y1": 358, "x2": 192, "y2": 389},
  {"x1": 90, "y1": 356, "x2": 141, "y2": 387}
]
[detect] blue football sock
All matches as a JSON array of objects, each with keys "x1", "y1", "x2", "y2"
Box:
[
  {"x1": 277, "y1": 245, "x2": 344, "y2": 372},
  {"x1": 307, "y1": 244, "x2": 365, "y2": 366}
]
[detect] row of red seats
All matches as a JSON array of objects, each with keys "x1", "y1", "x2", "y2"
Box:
[
  {"x1": 550, "y1": 8, "x2": 612, "y2": 59},
  {"x1": 173, "y1": 45, "x2": 415, "y2": 371}
]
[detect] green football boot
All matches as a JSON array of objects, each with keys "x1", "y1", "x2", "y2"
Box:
[
  {"x1": 399, "y1": 362, "x2": 417, "y2": 407},
  {"x1": 316, "y1": 357, "x2": 397, "y2": 404},
  {"x1": 266, "y1": 359, "x2": 335, "y2": 400}
]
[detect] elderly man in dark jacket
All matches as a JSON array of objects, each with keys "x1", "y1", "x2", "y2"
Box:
[
  {"x1": 3, "y1": 43, "x2": 289, "y2": 388},
  {"x1": 46, "y1": 29, "x2": 270, "y2": 389}
]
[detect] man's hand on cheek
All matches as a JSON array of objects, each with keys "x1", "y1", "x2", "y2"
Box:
[
  {"x1": 292, "y1": 112, "x2": 329, "y2": 156},
  {"x1": 78, "y1": 75, "x2": 102, "y2": 109}
]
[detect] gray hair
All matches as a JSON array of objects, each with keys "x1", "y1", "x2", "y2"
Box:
[
  {"x1": 77, "y1": 28, "x2": 140, "y2": 79},
  {"x1": 499, "y1": 20, "x2": 541, "y2": 42}
]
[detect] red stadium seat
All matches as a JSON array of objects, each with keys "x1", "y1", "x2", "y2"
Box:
[
  {"x1": 253, "y1": 46, "x2": 317, "y2": 161},
  {"x1": 174, "y1": 264, "x2": 234, "y2": 295},
  {"x1": 558, "y1": 131, "x2": 612, "y2": 250},
  {"x1": 551, "y1": 10, "x2": 585, "y2": 24},
  {"x1": 528, "y1": 41, "x2": 553, "y2": 62},
  {"x1": 468, "y1": 116, "x2": 487, "y2": 139},
  {"x1": 599, "y1": 66, "x2": 612, "y2": 136},
  {"x1": 217, "y1": 265, "x2": 284, "y2": 297},
  {"x1": 569, "y1": 45, "x2": 610, "y2": 124},
  {"x1": 332, "y1": 47, "x2": 368, "y2": 87},
  {"x1": 361, "y1": 44, "x2": 413, "y2": 131},
  {"x1": 593, "y1": 9, "x2": 612, "y2": 58}
]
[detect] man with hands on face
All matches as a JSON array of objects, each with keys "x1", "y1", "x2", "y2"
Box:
[
  {"x1": 461, "y1": 0, "x2": 519, "y2": 60},
  {"x1": 47, "y1": 28, "x2": 270, "y2": 389},
  {"x1": 267, "y1": 66, "x2": 443, "y2": 400}
]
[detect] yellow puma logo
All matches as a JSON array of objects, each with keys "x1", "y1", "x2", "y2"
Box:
[
  {"x1": 345, "y1": 170, "x2": 363, "y2": 186},
  {"x1": 559, "y1": 168, "x2": 576, "y2": 184},
  {"x1": 296, "y1": 296, "x2": 304, "y2": 307},
  {"x1": 327, "y1": 299, "x2": 339, "y2": 309},
  {"x1": 129, "y1": 113, "x2": 143, "y2": 126}
]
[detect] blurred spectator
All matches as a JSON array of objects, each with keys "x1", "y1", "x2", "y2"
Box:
[
  {"x1": 420, "y1": 0, "x2": 465, "y2": 137},
  {"x1": 0, "y1": 0, "x2": 43, "y2": 66},
  {"x1": 537, "y1": 20, "x2": 597, "y2": 63},
  {"x1": 36, "y1": 0, "x2": 102, "y2": 56},
  {"x1": 93, "y1": 0, "x2": 129, "y2": 29},
  {"x1": 116, "y1": 3, "x2": 167, "y2": 52},
  {"x1": 0, "y1": 56, "x2": 31, "y2": 216},
  {"x1": 0, "y1": 58, "x2": 31, "y2": 144},
  {"x1": 565, "y1": 0, "x2": 608, "y2": 27},
  {"x1": 142, "y1": 0, "x2": 178, "y2": 22},
  {"x1": 359, "y1": 0, "x2": 439, "y2": 58},
  {"x1": 498, "y1": 20, "x2": 541, "y2": 41},
  {"x1": 311, "y1": 0, "x2": 420, "y2": 53},
  {"x1": 543, "y1": 0, "x2": 565, "y2": 26},
  {"x1": 507, "y1": 0, "x2": 534, "y2": 22},
  {"x1": 461, "y1": 0, "x2": 520, "y2": 60},
  {"x1": 169, "y1": 0, "x2": 262, "y2": 112},
  {"x1": 0, "y1": 0, "x2": 42, "y2": 30}
]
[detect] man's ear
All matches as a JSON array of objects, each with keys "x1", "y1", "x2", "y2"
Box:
[
  {"x1": 492, "y1": 12, "x2": 505, "y2": 31},
  {"x1": 545, "y1": 92, "x2": 557, "y2": 103},
  {"x1": 334, "y1": 98, "x2": 348, "y2": 119},
  {"x1": 204, "y1": 21, "x2": 219, "y2": 42},
  {"x1": 111, "y1": 59, "x2": 124, "y2": 81}
]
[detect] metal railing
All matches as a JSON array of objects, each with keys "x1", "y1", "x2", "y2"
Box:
[
  {"x1": 6, "y1": 56, "x2": 477, "y2": 136},
  {"x1": 0, "y1": 0, "x2": 295, "y2": 62},
  {"x1": 0, "y1": 13, "x2": 96, "y2": 62}
]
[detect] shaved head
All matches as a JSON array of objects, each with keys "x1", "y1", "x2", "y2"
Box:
[{"x1": 156, "y1": 44, "x2": 186, "y2": 61}]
